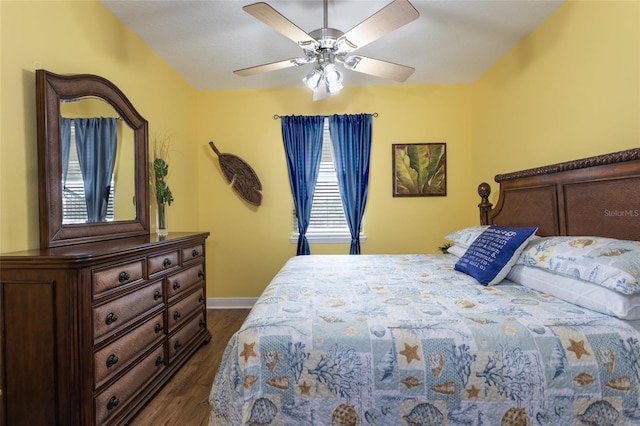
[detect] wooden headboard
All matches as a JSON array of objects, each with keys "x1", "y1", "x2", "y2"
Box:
[{"x1": 478, "y1": 148, "x2": 640, "y2": 241}]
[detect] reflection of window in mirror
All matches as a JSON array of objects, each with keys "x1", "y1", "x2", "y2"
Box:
[
  {"x1": 60, "y1": 98, "x2": 136, "y2": 224},
  {"x1": 62, "y1": 122, "x2": 115, "y2": 223}
]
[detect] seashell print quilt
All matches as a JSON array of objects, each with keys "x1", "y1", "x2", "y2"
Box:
[{"x1": 209, "y1": 255, "x2": 640, "y2": 425}]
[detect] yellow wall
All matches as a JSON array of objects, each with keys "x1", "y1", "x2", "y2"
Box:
[
  {"x1": 1, "y1": 1, "x2": 638, "y2": 300},
  {"x1": 0, "y1": 0, "x2": 199, "y2": 253},
  {"x1": 196, "y1": 85, "x2": 474, "y2": 297},
  {"x1": 472, "y1": 0, "x2": 639, "y2": 198}
]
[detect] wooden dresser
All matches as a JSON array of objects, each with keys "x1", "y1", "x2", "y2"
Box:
[{"x1": 0, "y1": 232, "x2": 211, "y2": 425}]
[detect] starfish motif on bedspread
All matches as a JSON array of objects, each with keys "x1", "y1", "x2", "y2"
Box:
[
  {"x1": 299, "y1": 381, "x2": 311, "y2": 395},
  {"x1": 400, "y1": 343, "x2": 421, "y2": 364},
  {"x1": 240, "y1": 342, "x2": 257, "y2": 362},
  {"x1": 566, "y1": 339, "x2": 590, "y2": 359},
  {"x1": 466, "y1": 385, "x2": 480, "y2": 398}
]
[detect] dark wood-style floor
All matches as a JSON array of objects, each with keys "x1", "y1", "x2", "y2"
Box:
[{"x1": 128, "y1": 309, "x2": 250, "y2": 426}]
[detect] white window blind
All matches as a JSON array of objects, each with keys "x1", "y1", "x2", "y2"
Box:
[
  {"x1": 291, "y1": 119, "x2": 365, "y2": 243},
  {"x1": 62, "y1": 123, "x2": 115, "y2": 223}
]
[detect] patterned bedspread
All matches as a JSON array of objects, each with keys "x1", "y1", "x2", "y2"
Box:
[{"x1": 209, "y1": 255, "x2": 640, "y2": 425}]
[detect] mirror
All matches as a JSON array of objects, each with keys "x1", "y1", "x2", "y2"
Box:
[
  {"x1": 59, "y1": 98, "x2": 136, "y2": 224},
  {"x1": 36, "y1": 70, "x2": 149, "y2": 248}
]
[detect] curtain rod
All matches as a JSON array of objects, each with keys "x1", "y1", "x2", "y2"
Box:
[
  {"x1": 62, "y1": 116, "x2": 121, "y2": 120},
  {"x1": 273, "y1": 112, "x2": 378, "y2": 120}
]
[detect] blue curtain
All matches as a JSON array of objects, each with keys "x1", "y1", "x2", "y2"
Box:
[
  {"x1": 281, "y1": 115, "x2": 325, "y2": 255},
  {"x1": 74, "y1": 117, "x2": 118, "y2": 222},
  {"x1": 328, "y1": 114, "x2": 372, "y2": 254},
  {"x1": 60, "y1": 117, "x2": 72, "y2": 189}
]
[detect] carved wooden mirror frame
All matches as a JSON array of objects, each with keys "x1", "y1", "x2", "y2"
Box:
[{"x1": 36, "y1": 70, "x2": 149, "y2": 248}]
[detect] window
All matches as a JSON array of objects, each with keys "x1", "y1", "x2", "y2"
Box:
[
  {"x1": 62, "y1": 123, "x2": 115, "y2": 223},
  {"x1": 291, "y1": 118, "x2": 365, "y2": 244}
]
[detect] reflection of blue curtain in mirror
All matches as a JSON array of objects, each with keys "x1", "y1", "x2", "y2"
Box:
[
  {"x1": 328, "y1": 114, "x2": 372, "y2": 255},
  {"x1": 281, "y1": 115, "x2": 324, "y2": 255},
  {"x1": 60, "y1": 118, "x2": 72, "y2": 188},
  {"x1": 74, "y1": 118, "x2": 118, "y2": 222}
]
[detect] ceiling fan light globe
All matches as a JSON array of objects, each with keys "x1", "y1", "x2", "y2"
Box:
[
  {"x1": 327, "y1": 79, "x2": 343, "y2": 94},
  {"x1": 323, "y1": 64, "x2": 343, "y2": 94},
  {"x1": 303, "y1": 50, "x2": 317, "y2": 62},
  {"x1": 303, "y1": 68, "x2": 323, "y2": 91},
  {"x1": 324, "y1": 64, "x2": 343, "y2": 85},
  {"x1": 334, "y1": 52, "x2": 348, "y2": 64}
]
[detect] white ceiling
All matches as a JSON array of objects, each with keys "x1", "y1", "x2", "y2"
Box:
[{"x1": 100, "y1": 0, "x2": 564, "y2": 91}]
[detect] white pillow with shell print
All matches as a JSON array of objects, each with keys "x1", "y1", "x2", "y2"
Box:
[
  {"x1": 444, "y1": 226, "x2": 489, "y2": 249},
  {"x1": 516, "y1": 236, "x2": 640, "y2": 295},
  {"x1": 447, "y1": 244, "x2": 467, "y2": 257}
]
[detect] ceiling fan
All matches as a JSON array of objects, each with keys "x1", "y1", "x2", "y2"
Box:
[{"x1": 234, "y1": 0, "x2": 420, "y2": 100}]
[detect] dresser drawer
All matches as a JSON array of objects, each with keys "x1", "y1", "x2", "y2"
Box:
[
  {"x1": 93, "y1": 281, "x2": 164, "y2": 342},
  {"x1": 93, "y1": 259, "x2": 144, "y2": 296},
  {"x1": 94, "y1": 344, "x2": 165, "y2": 425},
  {"x1": 148, "y1": 250, "x2": 179, "y2": 277},
  {"x1": 166, "y1": 263, "x2": 204, "y2": 300},
  {"x1": 94, "y1": 312, "x2": 165, "y2": 388},
  {"x1": 168, "y1": 311, "x2": 206, "y2": 363},
  {"x1": 181, "y1": 244, "x2": 203, "y2": 263},
  {"x1": 168, "y1": 287, "x2": 205, "y2": 332}
]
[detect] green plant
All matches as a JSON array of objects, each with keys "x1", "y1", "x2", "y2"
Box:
[
  {"x1": 438, "y1": 241, "x2": 453, "y2": 254},
  {"x1": 394, "y1": 144, "x2": 446, "y2": 195},
  {"x1": 152, "y1": 135, "x2": 173, "y2": 206}
]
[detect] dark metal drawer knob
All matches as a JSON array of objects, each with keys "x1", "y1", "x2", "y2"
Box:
[
  {"x1": 173, "y1": 311, "x2": 181, "y2": 321},
  {"x1": 198, "y1": 295, "x2": 204, "y2": 304},
  {"x1": 163, "y1": 258, "x2": 172, "y2": 267},
  {"x1": 173, "y1": 281, "x2": 181, "y2": 291},
  {"x1": 105, "y1": 312, "x2": 118, "y2": 325},
  {"x1": 174, "y1": 340, "x2": 182, "y2": 350},
  {"x1": 118, "y1": 271, "x2": 130, "y2": 283},
  {"x1": 106, "y1": 354, "x2": 119, "y2": 368},
  {"x1": 107, "y1": 396, "x2": 119, "y2": 410},
  {"x1": 154, "y1": 290, "x2": 162, "y2": 301},
  {"x1": 198, "y1": 270, "x2": 204, "y2": 279},
  {"x1": 154, "y1": 323, "x2": 163, "y2": 334},
  {"x1": 155, "y1": 355, "x2": 164, "y2": 367},
  {"x1": 191, "y1": 249, "x2": 199, "y2": 257},
  {"x1": 199, "y1": 319, "x2": 205, "y2": 328}
]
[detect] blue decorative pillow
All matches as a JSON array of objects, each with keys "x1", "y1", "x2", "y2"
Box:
[{"x1": 455, "y1": 225, "x2": 538, "y2": 285}]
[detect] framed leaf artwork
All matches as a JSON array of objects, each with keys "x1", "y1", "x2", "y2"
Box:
[{"x1": 392, "y1": 143, "x2": 446, "y2": 197}]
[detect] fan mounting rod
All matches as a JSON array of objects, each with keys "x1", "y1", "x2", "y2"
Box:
[{"x1": 323, "y1": 0, "x2": 329, "y2": 28}]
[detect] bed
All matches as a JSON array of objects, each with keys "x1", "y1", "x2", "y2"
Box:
[{"x1": 209, "y1": 148, "x2": 640, "y2": 425}]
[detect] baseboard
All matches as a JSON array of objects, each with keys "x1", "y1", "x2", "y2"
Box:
[{"x1": 207, "y1": 297, "x2": 257, "y2": 309}]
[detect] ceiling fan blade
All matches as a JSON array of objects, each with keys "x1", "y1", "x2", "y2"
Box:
[
  {"x1": 243, "y1": 2, "x2": 317, "y2": 49},
  {"x1": 343, "y1": 56, "x2": 415, "y2": 82},
  {"x1": 339, "y1": 0, "x2": 419, "y2": 51},
  {"x1": 234, "y1": 58, "x2": 305, "y2": 77}
]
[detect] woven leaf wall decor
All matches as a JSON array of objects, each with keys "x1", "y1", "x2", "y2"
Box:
[{"x1": 209, "y1": 141, "x2": 263, "y2": 206}]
